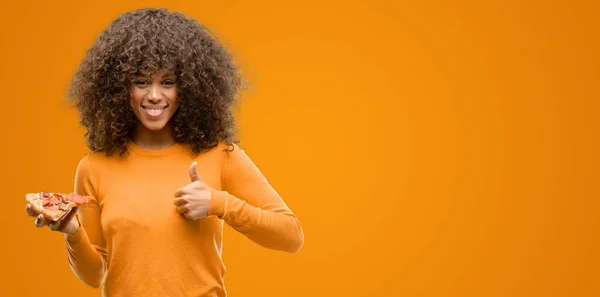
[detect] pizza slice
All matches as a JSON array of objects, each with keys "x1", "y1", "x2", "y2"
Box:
[{"x1": 26, "y1": 192, "x2": 91, "y2": 221}]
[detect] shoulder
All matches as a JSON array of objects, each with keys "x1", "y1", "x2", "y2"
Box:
[
  {"x1": 74, "y1": 151, "x2": 116, "y2": 175},
  {"x1": 217, "y1": 141, "x2": 263, "y2": 173},
  {"x1": 207, "y1": 141, "x2": 249, "y2": 171},
  {"x1": 216, "y1": 141, "x2": 250, "y2": 161},
  {"x1": 217, "y1": 141, "x2": 239, "y2": 151},
  {"x1": 78, "y1": 151, "x2": 112, "y2": 165},
  {"x1": 74, "y1": 152, "x2": 94, "y2": 176},
  {"x1": 205, "y1": 141, "x2": 243, "y2": 158}
]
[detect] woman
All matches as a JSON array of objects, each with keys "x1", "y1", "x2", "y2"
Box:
[{"x1": 25, "y1": 7, "x2": 304, "y2": 296}]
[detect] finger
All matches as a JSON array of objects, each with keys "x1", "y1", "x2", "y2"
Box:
[
  {"x1": 176, "y1": 204, "x2": 189, "y2": 214},
  {"x1": 174, "y1": 187, "x2": 186, "y2": 198},
  {"x1": 48, "y1": 220, "x2": 64, "y2": 231},
  {"x1": 48, "y1": 221, "x2": 59, "y2": 231},
  {"x1": 173, "y1": 197, "x2": 187, "y2": 207},
  {"x1": 26, "y1": 204, "x2": 37, "y2": 217},
  {"x1": 189, "y1": 161, "x2": 200, "y2": 182},
  {"x1": 63, "y1": 206, "x2": 80, "y2": 223},
  {"x1": 51, "y1": 206, "x2": 79, "y2": 231},
  {"x1": 35, "y1": 214, "x2": 48, "y2": 228}
]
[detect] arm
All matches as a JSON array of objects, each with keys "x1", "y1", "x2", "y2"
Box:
[
  {"x1": 64, "y1": 155, "x2": 108, "y2": 288},
  {"x1": 207, "y1": 144, "x2": 304, "y2": 253}
]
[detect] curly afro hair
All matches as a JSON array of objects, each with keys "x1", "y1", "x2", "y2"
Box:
[{"x1": 68, "y1": 8, "x2": 244, "y2": 157}]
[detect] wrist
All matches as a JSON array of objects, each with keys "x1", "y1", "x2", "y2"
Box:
[
  {"x1": 64, "y1": 214, "x2": 81, "y2": 236},
  {"x1": 207, "y1": 189, "x2": 227, "y2": 218}
]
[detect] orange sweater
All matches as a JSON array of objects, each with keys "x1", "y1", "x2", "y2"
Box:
[{"x1": 64, "y1": 141, "x2": 304, "y2": 296}]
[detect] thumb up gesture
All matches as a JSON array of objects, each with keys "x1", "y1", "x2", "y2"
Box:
[{"x1": 174, "y1": 161, "x2": 212, "y2": 220}]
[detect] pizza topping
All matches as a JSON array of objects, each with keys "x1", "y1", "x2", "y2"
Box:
[
  {"x1": 39, "y1": 192, "x2": 56, "y2": 202},
  {"x1": 26, "y1": 191, "x2": 92, "y2": 222},
  {"x1": 37, "y1": 192, "x2": 90, "y2": 205},
  {"x1": 64, "y1": 193, "x2": 89, "y2": 204}
]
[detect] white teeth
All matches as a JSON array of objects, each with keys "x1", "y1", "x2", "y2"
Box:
[{"x1": 144, "y1": 107, "x2": 164, "y2": 116}]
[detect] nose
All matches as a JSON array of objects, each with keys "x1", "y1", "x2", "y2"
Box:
[{"x1": 147, "y1": 84, "x2": 162, "y2": 103}]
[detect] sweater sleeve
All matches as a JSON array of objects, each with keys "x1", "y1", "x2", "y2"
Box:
[
  {"x1": 63, "y1": 155, "x2": 108, "y2": 288},
  {"x1": 207, "y1": 144, "x2": 304, "y2": 253}
]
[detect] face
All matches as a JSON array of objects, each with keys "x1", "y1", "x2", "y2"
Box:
[{"x1": 130, "y1": 69, "x2": 179, "y2": 132}]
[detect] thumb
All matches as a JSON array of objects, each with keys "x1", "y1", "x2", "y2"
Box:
[{"x1": 189, "y1": 161, "x2": 200, "y2": 182}]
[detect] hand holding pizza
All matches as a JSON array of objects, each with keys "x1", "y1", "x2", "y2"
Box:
[
  {"x1": 25, "y1": 192, "x2": 85, "y2": 235},
  {"x1": 173, "y1": 161, "x2": 212, "y2": 220}
]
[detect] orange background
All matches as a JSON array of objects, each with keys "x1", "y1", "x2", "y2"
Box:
[{"x1": 1, "y1": 0, "x2": 599, "y2": 296}]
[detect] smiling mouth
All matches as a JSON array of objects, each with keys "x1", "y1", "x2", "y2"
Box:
[{"x1": 142, "y1": 106, "x2": 167, "y2": 118}]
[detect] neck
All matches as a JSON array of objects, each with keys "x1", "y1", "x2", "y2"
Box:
[{"x1": 130, "y1": 122, "x2": 176, "y2": 150}]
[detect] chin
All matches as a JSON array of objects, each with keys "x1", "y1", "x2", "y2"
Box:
[{"x1": 140, "y1": 121, "x2": 170, "y2": 131}]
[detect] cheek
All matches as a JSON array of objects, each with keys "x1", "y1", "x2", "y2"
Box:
[
  {"x1": 130, "y1": 90, "x2": 144, "y2": 108},
  {"x1": 168, "y1": 91, "x2": 179, "y2": 109}
]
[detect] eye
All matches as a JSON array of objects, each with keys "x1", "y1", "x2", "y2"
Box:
[
  {"x1": 162, "y1": 80, "x2": 176, "y2": 87},
  {"x1": 134, "y1": 80, "x2": 149, "y2": 87}
]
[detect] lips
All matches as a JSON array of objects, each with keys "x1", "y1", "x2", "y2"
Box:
[{"x1": 142, "y1": 105, "x2": 167, "y2": 118}]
